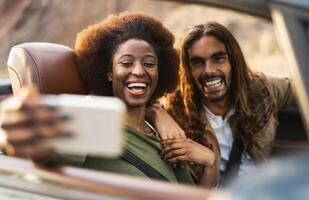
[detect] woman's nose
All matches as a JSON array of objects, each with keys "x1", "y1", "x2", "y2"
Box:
[{"x1": 132, "y1": 62, "x2": 146, "y2": 75}]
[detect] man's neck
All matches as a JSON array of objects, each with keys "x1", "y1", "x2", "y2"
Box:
[{"x1": 203, "y1": 97, "x2": 232, "y2": 118}]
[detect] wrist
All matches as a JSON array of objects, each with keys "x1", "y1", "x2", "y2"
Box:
[
  {"x1": 204, "y1": 154, "x2": 216, "y2": 167},
  {"x1": 146, "y1": 104, "x2": 162, "y2": 119}
]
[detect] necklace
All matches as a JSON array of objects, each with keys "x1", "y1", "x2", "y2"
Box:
[{"x1": 144, "y1": 120, "x2": 158, "y2": 136}]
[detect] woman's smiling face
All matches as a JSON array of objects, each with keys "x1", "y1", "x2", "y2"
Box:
[{"x1": 108, "y1": 39, "x2": 159, "y2": 107}]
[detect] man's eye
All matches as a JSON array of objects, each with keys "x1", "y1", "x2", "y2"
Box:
[
  {"x1": 213, "y1": 56, "x2": 227, "y2": 64},
  {"x1": 190, "y1": 59, "x2": 204, "y2": 67}
]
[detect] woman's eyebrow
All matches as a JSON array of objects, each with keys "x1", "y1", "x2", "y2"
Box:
[
  {"x1": 118, "y1": 54, "x2": 133, "y2": 57},
  {"x1": 144, "y1": 54, "x2": 157, "y2": 58}
]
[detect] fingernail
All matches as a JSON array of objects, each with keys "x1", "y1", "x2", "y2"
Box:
[
  {"x1": 60, "y1": 114, "x2": 71, "y2": 121},
  {"x1": 47, "y1": 105, "x2": 58, "y2": 111},
  {"x1": 63, "y1": 131, "x2": 74, "y2": 138}
]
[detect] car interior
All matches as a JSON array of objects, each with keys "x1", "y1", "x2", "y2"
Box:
[{"x1": 0, "y1": 0, "x2": 308, "y2": 199}]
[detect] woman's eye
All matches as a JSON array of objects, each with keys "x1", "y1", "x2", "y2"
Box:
[
  {"x1": 120, "y1": 62, "x2": 132, "y2": 67},
  {"x1": 144, "y1": 62, "x2": 156, "y2": 68}
]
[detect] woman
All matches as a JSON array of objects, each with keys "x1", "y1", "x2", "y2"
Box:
[{"x1": 0, "y1": 12, "x2": 216, "y2": 186}]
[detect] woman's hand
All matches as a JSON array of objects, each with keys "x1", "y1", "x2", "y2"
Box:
[
  {"x1": 0, "y1": 88, "x2": 66, "y2": 162},
  {"x1": 161, "y1": 138, "x2": 215, "y2": 167},
  {"x1": 162, "y1": 138, "x2": 218, "y2": 187},
  {"x1": 146, "y1": 104, "x2": 186, "y2": 139}
]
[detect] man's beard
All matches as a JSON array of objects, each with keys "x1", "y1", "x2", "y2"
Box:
[{"x1": 198, "y1": 73, "x2": 231, "y2": 103}]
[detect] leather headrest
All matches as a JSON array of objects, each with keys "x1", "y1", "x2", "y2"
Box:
[{"x1": 7, "y1": 42, "x2": 87, "y2": 95}]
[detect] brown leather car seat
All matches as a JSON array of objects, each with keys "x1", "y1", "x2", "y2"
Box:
[{"x1": 7, "y1": 42, "x2": 87, "y2": 95}]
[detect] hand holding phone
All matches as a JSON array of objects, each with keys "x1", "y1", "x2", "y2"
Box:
[{"x1": 38, "y1": 94, "x2": 126, "y2": 158}]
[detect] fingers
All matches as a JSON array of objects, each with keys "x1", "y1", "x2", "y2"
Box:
[
  {"x1": 161, "y1": 137, "x2": 187, "y2": 144},
  {"x1": 3, "y1": 123, "x2": 65, "y2": 160},
  {"x1": 0, "y1": 95, "x2": 70, "y2": 161},
  {"x1": 161, "y1": 137, "x2": 186, "y2": 146},
  {"x1": 159, "y1": 125, "x2": 186, "y2": 140},
  {"x1": 0, "y1": 87, "x2": 60, "y2": 162},
  {"x1": 0, "y1": 86, "x2": 39, "y2": 113},
  {"x1": 161, "y1": 138, "x2": 191, "y2": 166},
  {"x1": 161, "y1": 142, "x2": 186, "y2": 155},
  {"x1": 161, "y1": 137, "x2": 187, "y2": 153},
  {"x1": 2, "y1": 104, "x2": 62, "y2": 128},
  {"x1": 166, "y1": 155, "x2": 188, "y2": 164},
  {"x1": 162, "y1": 130, "x2": 186, "y2": 140},
  {"x1": 7, "y1": 143, "x2": 53, "y2": 162},
  {"x1": 18, "y1": 86, "x2": 40, "y2": 100},
  {"x1": 5, "y1": 122, "x2": 68, "y2": 144},
  {"x1": 4, "y1": 128, "x2": 38, "y2": 144},
  {"x1": 0, "y1": 129, "x2": 7, "y2": 151},
  {"x1": 164, "y1": 148, "x2": 187, "y2": 160}
]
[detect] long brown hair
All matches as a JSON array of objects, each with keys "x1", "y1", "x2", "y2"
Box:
[{"x1": 179, "y1": 23, "x2": 252, "y2": 118}]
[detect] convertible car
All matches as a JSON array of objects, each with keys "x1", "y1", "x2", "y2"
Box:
[{"x1": 0, "y1": 0, "x2": 308, "y2": 199}]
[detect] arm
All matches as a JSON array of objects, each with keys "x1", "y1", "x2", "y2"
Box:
[
  {"x1": 146, "y1": 104, "x2": 186, "y2": 139},
  {"x1": 161, "y1": 138, "x2": 218, "y2": 188},
  {"x1": 266, "y1": 76, "x2": 296, "y2": 109}
]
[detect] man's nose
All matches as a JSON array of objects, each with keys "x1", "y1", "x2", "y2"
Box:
[
  {"x1": 203, "y1": 61, "x2": 216, "y2": 74},
  {"x1": 132, "y1": 62, "x2": 146, "y2": 75}
]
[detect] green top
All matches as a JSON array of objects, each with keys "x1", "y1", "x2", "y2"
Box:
[{"x1": 47, "y1": 126, "x2": 195, "y2": 185}]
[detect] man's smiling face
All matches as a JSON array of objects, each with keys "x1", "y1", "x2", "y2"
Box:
[{"x1": 188, "y1": 35, "x2": 232, "y2": 104}]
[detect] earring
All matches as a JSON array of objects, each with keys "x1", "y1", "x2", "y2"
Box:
[{"x1": 107, "y1": 73, "x2": 112, "y2": 82}]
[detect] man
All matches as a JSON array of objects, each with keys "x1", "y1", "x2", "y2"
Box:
[{"x1": 162, "y1": 22, "x2": 295, "y2": 185}]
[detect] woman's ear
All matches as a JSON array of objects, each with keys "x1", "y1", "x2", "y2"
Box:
[{"x1": 107, "y1": 72, "x2": 112, "y2": 82}]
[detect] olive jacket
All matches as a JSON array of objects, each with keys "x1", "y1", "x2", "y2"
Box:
[
  {"x1": 166, "y1": 73, "x2": 295, "y2": 180},
  {"x1": 46, "y1": 126, "x2": 195, "y2": 184}
]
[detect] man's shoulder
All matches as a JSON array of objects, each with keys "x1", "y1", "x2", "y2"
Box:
[
  {"x1": 249, "y1": 72, "x2": 290, "y2": 92},
  {"x1": 248, "y1": 72, "x2": 293, "y2": 108},
  {"x1": 250, "y1": 72, "x2": 290, "y2": 86},
  {"x1": 250, "y1": 72, "x2": 268, "y2": 84}
]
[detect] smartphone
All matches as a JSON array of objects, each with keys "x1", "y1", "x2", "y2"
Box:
[{"x1": 37, "y1": 94, "x2": 126, "y2": 158}]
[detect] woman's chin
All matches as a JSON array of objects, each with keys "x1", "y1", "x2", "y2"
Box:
[{"x1": 125, "y1": 99, "x2": 149, "y2": 108}]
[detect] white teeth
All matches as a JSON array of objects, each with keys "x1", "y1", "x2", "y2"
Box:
[
  {"x1": 205, "y1": 79, "x2": 221, "y2": 87},
  {"x1": 127, "y1": 82, "x2": 147, "y2": 89}
]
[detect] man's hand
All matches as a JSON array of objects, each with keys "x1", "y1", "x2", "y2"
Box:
[{"x1": 146, "y1": 104, "x2": 186, "y2": 139}]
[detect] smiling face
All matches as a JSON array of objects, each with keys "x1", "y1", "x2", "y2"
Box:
[
  {"x1": 188, "y1": 36, "x2": 232, "y2": 104},
  {"x1": 108, "y1": 39, "x2": 159, "y2": 107}
]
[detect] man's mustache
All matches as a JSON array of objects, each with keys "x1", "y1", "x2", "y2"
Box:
[{"x1": 198, "y1": 73, "x2": 226, "y2": 83}]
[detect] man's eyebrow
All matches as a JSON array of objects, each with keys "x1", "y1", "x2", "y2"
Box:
[
  {"x1": 211, "y1": 51, "x2": 227, "y2": 58},
  {"x1": 189, "y1": 55, "x2": 204, "y2": 61}
]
